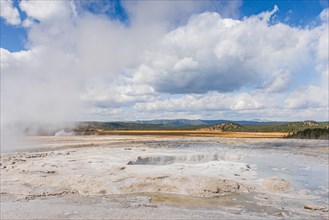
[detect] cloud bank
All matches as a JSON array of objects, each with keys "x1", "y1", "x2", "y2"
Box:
[{"x1": 1, "y1": 1, "x2": 328, "y2": 124}]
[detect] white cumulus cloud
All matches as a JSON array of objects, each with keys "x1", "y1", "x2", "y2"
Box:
[
  {"x1": 131, "y1": 8, "x2": 316, "y2": 94},
  {"x1": 0, "y1": 0, "x2": 21, "y2": 25},
  {"x1": 19, "y1": 0, "x2": 72, "y2": 22}
]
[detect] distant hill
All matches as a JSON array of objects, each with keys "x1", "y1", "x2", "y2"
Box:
[
  {"x1": 197, "y1": 120, "x2": 329, "y2": 133},
  {"x1": 9, "y1": 120, "x2": 329, "y2": 136},
  {"x1": 73, "y1": 119, "x2": 278, "y2": 133},
  {"x1": 277, "y1": 121, "x2": 323, "y2": 130},
  {"x1": 135, "y1": 119, "x2": 284, "y2": 126},
  {"x1": 198, "y1": 122, "x2": 242, "y2": 132},
  {"x1": 74, "y1": 121, "x2": 204, "y2": 132},
  {"x1": 74, "y1": 120, "x2": 328, "y2": 132},
  {"x1": 135, "y1": 119, "x2": 210, "y2": 126}
]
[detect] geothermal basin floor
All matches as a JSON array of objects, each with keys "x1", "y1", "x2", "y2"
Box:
[{"x1": 1, "y1": 135, "x2": 328, "y2": 219}]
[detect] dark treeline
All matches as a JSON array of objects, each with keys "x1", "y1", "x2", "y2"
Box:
[{"x1": 286, "y1": 128, "x2": 329, "y2": 140}]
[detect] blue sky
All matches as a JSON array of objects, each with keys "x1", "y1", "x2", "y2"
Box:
[
  {"x1": 242, "y1": 0, "x2": 328, "y2": 25},
  {"x1": 0, "y1": 0, "x2": 328, "y2": 122},
  {"x1": 1, "y1": 0, "x2": 327, "y2": 52}
]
